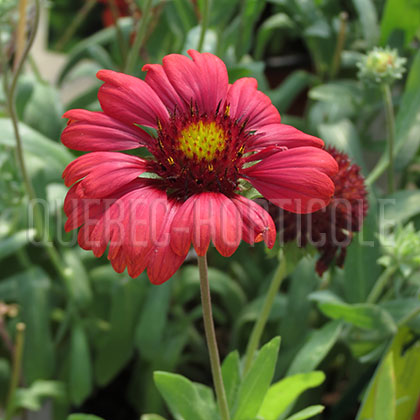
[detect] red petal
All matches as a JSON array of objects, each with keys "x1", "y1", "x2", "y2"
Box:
[
  {"x1": 162, "y1": 50, "x2": 228, "y2": 115},
  {"x1": 61, "y1": 109, "x2": 154, "y2": 151},
  {"x1": 232, "y1": 195, "x2": 276, "y2": 248},
  {"x1": 143, "y1": 63, "x2": 188, "y2": 114},
  {"x1": 226, "y1": 78, "x2": 280, "y2": 129},
  {"x1": 247, "y1": 124, "x2": 324, "y2": 152},
  {"x1": 97, "y1": 70, "x2": 169, "y2": 127},
  {"x1": 243, "y1": 147, "x2": 338, "y2": 214}
]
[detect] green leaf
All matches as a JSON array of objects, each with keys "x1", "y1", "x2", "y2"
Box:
[
  {"x1": 14, "y1": 380, "x2": 64, "y2": 411},
  {"x1": 67, "y1": 415, "x2": 106, "y2": 420},
  {"x1": 395, "y1": 50, "x2": 420, "y2": 171},
  {"x1": 0, "y1": 229, "x2": 35, "y2": 260},
  {"x1": 154, "y1": 372, "x2": 214, "y2": 420},
  {"x1": 135, "y1": 281, "x2": 172, "y2": 361},
  {"x1": 357, "y1": 349, "x2": 396, "y2": 420},
  {"x1": 141, "y1": 415, "x2": 168, "y2": 420},
  {"x1": 380, "y1": 0, "x2": 420, "y2": 46},
  {"x1": 258, "y1": 371, "x2": 325, "y2": 420},
  {"x1": 236, "y1": 0, "x2": 266, "y2": 58},
  {"x1": 221, "y1": 351, "x2": 241, "y2": 410},
  {"x1": 94, "y1": 277, "x2": 146, "y2": 386},
  {"x1": 23, "y1": 80, "x2": 64, "y2": 140},
  {"x1": 69, "y1": 322, "x2": 92, "y2": 406},
  {"x1": 318, "y1": 119, "x2": 366, "y2": 173},
  {"x1": 369, "y1": 51, "x2": 420, "y2": 179},
  {"x1": 255, "y1": 13, "x2": 295, "y2": 59},
  {"x1": 318, "y1": 302, "x2": 397, "y2": 334},
  {"x1": 232, "y1": 337, "x2": 281, "y2": 420},
  {"x1": 0, "y1": 118, "x2": 73, "y2": 173},
  {"x1": 287, "y1": 321, "x2": 342, "y2": 376},
  {"x1": 380, "y1": 299, "x2": 420, "y2": 326},
  {"x1": 382, "y1": 190, "x2": 420, "y2": 226},
  {"x1": 352, "y1": 0, "x2": 379, "y2": 47},
  {"x1": 17, "y1": 268, "x2": 55, "y2": 383},
  {"x1": 63, "y1": 250, "x2": 92, "y2": 309},
  {"x1": 182, "y1": 26, "x2": 217, "y2": 55},
  {"x1": 269, "y1": 71, "x2": 316, "y2": 114},
  {"x1": 285, "y1": 405, "x2": 325, "y2": 420},
  {"x1": 341, "y1": 196, "x2": 381, "y2": 303}
]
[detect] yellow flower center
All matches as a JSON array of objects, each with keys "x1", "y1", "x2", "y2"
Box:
[{"x1": 177, "y1": 121, "x2": 227, "y2": 162}]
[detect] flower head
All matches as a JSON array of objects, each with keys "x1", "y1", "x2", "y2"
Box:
[
  {"x1": 357, "y1": 47, "x2": 406, "y2": 86},
  {"x1": 61, "y1": 50, "x2": 338, "y2": 284},
  {"x1": 269, "y1": 147, "x2": 368, "y2": 276}
]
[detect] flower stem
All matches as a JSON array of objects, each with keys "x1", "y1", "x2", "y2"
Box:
[
  {"x1": 366, "y1": 265, "x2": 397, "y2": 304},
  {"x1": 197, "y1": 254, "x2": 230, "y2": 420},
  {"x1": 124, "y1": 0, "x2": 153, "y2": 74},
  {"x1": 197, "y1": 0, "x2": 209, "y2": 52},
  {"x1": 5, "y1": 323, "x2": 25, "y2": 420},
  {"x1": 54, "y1": 0, "x2": 97, "y2": 51},
  {"x1": 243, "y1": 254, "x2": 287, "y2": 375},
  {"x1": 107, "y1": 0, "x2": 128, "y2": 66},
  {"x1": 382, "y1": 83, "x2": 396, "y2": 194},
  {"x1": 329, "y1": 12, "x2": 347, "y2": 80}
]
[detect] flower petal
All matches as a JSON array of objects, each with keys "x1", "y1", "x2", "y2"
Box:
[
  {"x1": 226, "y1": 78, "x2": 281, "y2": 130},
  {"x1": 143, "y1": 63, "x2": 188, "y2": 114},
  {"x1": 62, "y1": 151, "x2": 147, "y2": 197},
  {"x1": 247, "y1": 124, "x2": 324, "y2": 152},
  {"x1": 243, "y1": 147, "x2": 338, "y2": 213},
  {"x1": 162, "y1": 50, "x2": 229, "y2": 115},
  {"x1": 170, "y1": 192, "x2": 242, "y2": 257},
  {"x1": 97, "y1": 70, "x2": 169, "y2": 127},
  {"x1": 145, "y1": 200, "x2": 188, "y2": 284},
  {"x1": 61, "y1": 109, "x2": 154, "y2": 151},
  {"x1": 232, "y1": 195, "x2": 276, "y2": 248}
]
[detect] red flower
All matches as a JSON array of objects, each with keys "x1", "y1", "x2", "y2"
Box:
[
  {"x1": 269, "y1": 147, "x2": 368, "y2": 276},
  {"x1": 61, "y1": 50, "x2": 338, "y2": 284}
]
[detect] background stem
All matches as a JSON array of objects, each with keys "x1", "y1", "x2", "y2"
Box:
[
  {"x1": 243, "y1": 254, "x2": 287, "y2": 374},
  {"x1": 198, "y1": 254, "x2": 230, "y2": 420},
  {"x1": 382, "y1": 83, "x2": 396, "y2": 194},
  {"x1": 124, "y1": 0, "x2": 153, "y2": 74},
  {"x1": 197, "y1": 0, "x2": 209, "y2": 52}
]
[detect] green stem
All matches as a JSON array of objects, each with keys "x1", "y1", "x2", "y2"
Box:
[
  {"x1": 54, "y1": 0, "x2": 97, "y2": 51},
  {"x1": 382, "y1": 83, "x2": 396, "y2": 194},
  {"x1": 366, "y1": 265, "x2": 397, "y2": 304},
  {"x1": 243, "y1": 254, "x2": 287, "y2": 374},
  {"x1": 5, "y1": 323, "x2": 25, "y2": 420},
  {"x1": 107, "y1": 0, "x2": 128, "y2": 67},
  {"x1": 7, "y1": 0, "x2": 45, "y2": 241},
  {"x1": 197, "y1": 0, "x2": 209, "y2": 52},
  {"x1": 329, "y1": 12, "x2": 347, "y2": 79},
  {"x1": 197, "y1": 254, "x2": 230, "y2": 420},
  {"x1": 6, "y1": 0, "x2": 72, "y2": 289},
  {"x1": 124, "y1": 0, "x2": 153, "y2": 74}
]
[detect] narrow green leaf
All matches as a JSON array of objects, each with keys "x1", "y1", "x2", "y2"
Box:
[
  {"x1": 141, "y1": 415, "x2": 168, "y2": 420},
  {"x1": 0, "y1": 118, "x2": 73, "y2": 172},
  {"x1": 17, "y1": 268, "x2": 55, "y2": 383},
  {"x1": 0, "y1": 229, "x2": 35, "y2": 260},
  {"x1": 94, "y1": 277, "x2": 145, "y2": 386},
  {"x1": 154, "y1": 372, "x2": 212, "y2": 420},
  {"x1": 68, "y1": 415, "x2": 106, "y2": 420},
  {"x1": 318, "y1": 302, "x2": 397, "y2": 334},
  {"x1": 221, "y1": 351, "x2": 241, "y2": 410},
  {"x1": 352, "y1": 0, "x2": 379, "y2": 47},
  {"x1": 135, "y1": 281, "x2": 172, "y2": 361},
  {"x1": 380, "y1": 0, "x2": 420, "y2": 46},
  {"x1": 287, "y1": 321, "x2": 342, "y2": 376},
  {"x1": 285, "y1": 405, "x2": 325, "y2": 420},
  {"x1": 233, "y1": 337, "x2": 280, "y2": 420},
  {"x1": 373, "y1": 352, "x2": 396, "y2": 420},
  {"x1": 258, "y1": 371, "x2": 325, "y2": 420},
  {"x1": 382, "y1": 190, "x2": 420, "y2": 226},
  {"x1": 69, "y1": 322, "x2": 92, "y2": 406}
]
